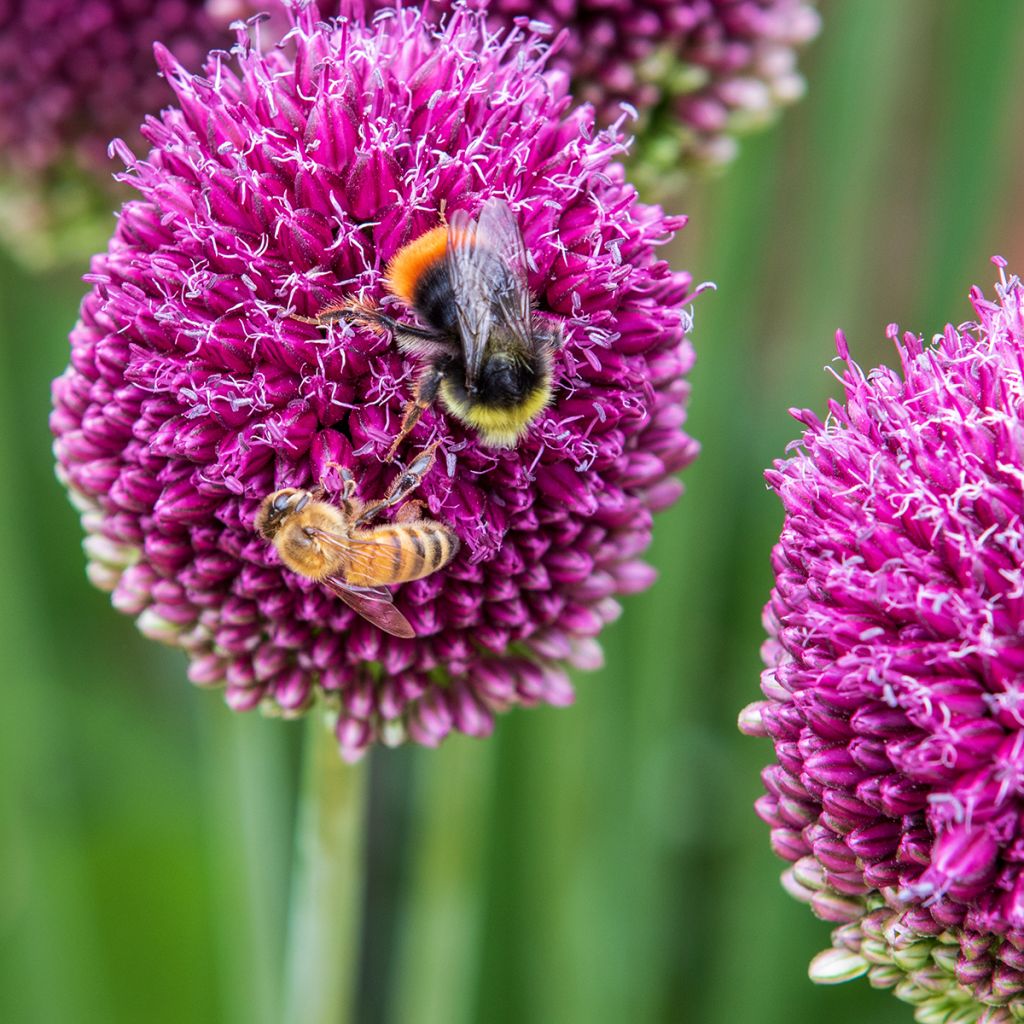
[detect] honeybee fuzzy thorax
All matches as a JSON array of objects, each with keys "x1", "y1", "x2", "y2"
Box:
[{"x1": 275, "y1": 501, "x2": 349, "y2": 580}]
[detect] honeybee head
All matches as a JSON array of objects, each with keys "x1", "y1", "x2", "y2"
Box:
[{"x1": 255, "y1": 488, "x2": 311, "y2": 539}]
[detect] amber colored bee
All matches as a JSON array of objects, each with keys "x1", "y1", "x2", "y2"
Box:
[
  {"x1": 296, "y1": 198, "x2": 563, "y2": 458},
  {"x1": 254, "y1": 444, "x2": 458, "y2": 638}
]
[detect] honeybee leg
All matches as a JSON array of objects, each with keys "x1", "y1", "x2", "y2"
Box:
[
  {"x1": 394, "y1": 500, "x2": 427, "y2": 523},
  {"x1": 385, "y1": 365, "x2": 446, "y2": 462},
  {"x1": 356, "y1": 441, "x2": 441, "y2": 525},
  {"x1": 318, "y1": 461, "x2": 358, "y2": 500},
  {"x1": 337, "y1": 467, "x2": 358, "y2": 503},
  {"x1": 317, "y1": 462, "x2": 363, "y2": 519}
]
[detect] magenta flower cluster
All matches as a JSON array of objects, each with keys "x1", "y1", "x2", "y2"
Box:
[
  {"x1": 660, "y1": 0, "x2": 820, "y2": 168},
  {"x1": 742, "y1": 263, "x2": 1024, "y2": 1016},
  {"x1": 0, "y1": 0, "x2": 235, "y2": 263},
  {"x1": 370, "y1": 0, "x2": 820, "y2": 174},
  {"x1": 0, "y1": 0, "x2": 224, "y2": 175},
  {"x1": 51, "y1": 5, "x2": 698, "y2": 760}
]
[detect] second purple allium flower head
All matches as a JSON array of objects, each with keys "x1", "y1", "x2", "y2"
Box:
[
  {"x1": 0, "y1": 0, "x2": 234, "y2": 265},
  {"x1": 742, "y1": 262, "x2": 1024, "y2": 1020},
  {"x1": 51, "y1": 3, "x2": 699, "y2": 760},
  {"x1": 361, "y1": 0, "x2": 820, "y2": 183}
]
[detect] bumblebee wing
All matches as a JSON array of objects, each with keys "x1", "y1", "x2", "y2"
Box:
[
  {"x1": 448, "y1": 199, "x2": 539, "y2": 382},
  {"x1": 475, "y1": 198, "x2": 533, "y2": 332},
  {"x1": 446, "y1": 205, "x2": 495, "y2": 388},
  {"x1": 321, "y1": 576, "x2": 416, "y2": 638},
  {"x1": 478, "y1": 199, "x2": 540, "y2": 368}
]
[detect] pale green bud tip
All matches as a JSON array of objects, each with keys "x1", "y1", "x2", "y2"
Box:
[
  {"x1": 791, "y1": 854, "x2": 828, "y2": 891},
  {"x1": 890, "y1": 941, "x2": 937, "y2": 973},
  {"x1": 809, "y1": 948, "x2": 870, "y2": 985},
  {"x1": 809, "y1": 889, "x2": 867, "y2": 924},
  {"x1": 979, "y1": 1008, "x2": 1016, "y2": 1024},
  {"x1": 867, "y1": 964, "x2": 905, "y2": 990},
  {"x1": 737, "y1": 700, "x2": 769, "y2": 736},
  {"x1": 780, "y1": 866, "x2": 816, "y2": 904}
]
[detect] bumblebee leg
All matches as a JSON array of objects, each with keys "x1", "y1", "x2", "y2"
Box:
[
  {"x1": 292, "y1": 299, "x2": 435, "y2": 341},
  {"x1": 356, "y1": 442, "x2": 441, "y2": 524},
  {"x1": 343, "y1": 303, "x2": 439, "y2": 345},
  {"x1": 385, "y1": 365, "x2": 445, "y2": 462},
  {"x1": 292, "y1": 303, "x2": 351, "y2": 325}
]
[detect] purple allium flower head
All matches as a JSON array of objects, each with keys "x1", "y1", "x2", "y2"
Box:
[
  {"x1": 740, "y1": 261, "x2": 1024, "y2": 1019},
  {"x1": 0, "y1": 0, "x2": 233, "y2": 264},
  {"x1": 363, "y1": 0, "x2": 820, "y2": 183},
  {"x1": 51, "y1": 3, "x2": 700, "y2": 761}
]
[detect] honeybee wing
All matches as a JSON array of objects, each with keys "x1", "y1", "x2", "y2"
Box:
[
  {"x1": 447, "y1": 198, "x2": 534, "y2": 388},
  {"x1": 321, "y1": 576, "x2": 416, "y2": 638},
  {"x1": 303, "y1": 525, "x2": 418, "y2": 637},
  {"x1": 303, "y1": 525, "x2": 402, "y2": 585}
]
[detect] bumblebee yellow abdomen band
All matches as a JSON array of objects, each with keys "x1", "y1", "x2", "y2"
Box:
[{"x1": 440, "y1": 379, "x2": 552, "y2": 448}]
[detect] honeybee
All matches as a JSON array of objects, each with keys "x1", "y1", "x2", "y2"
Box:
[
  {"x1": 296, "y1": 198, "x2": 563, "y2": 458},
  {"x1": 254, "y1": 444, "x2": 459, "y2": 638}
]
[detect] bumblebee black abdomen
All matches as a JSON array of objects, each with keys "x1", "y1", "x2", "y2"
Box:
[
  {"x1": 476, "y1": 356, "x2": 542, "y2": 408},
  {"x1": 378, "y1": 200, "x2": 561, "y2": 452},
  {"x1": 439, "y1": 351, "x2": 554, "y2": 449},
  {"x1": 385, "y1": 224, "x2": 454, "y2": 331}
]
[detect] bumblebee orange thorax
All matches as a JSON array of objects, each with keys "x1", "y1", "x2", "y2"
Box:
[{"x1": 385, "y1": 225, "x2": 449, "y2": 306}]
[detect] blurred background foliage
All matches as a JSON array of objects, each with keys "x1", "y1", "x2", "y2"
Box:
[{"x1": 4, "y1": 1, "x2": 1024, "y2": 1021}]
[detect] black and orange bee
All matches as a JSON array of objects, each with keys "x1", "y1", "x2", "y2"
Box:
[
  {"x1": 297, "y1": 198, "x2": 563, "y2": 458},
  {"x1": 254, "y1": 444, "x2": 458, "y2": 638}
]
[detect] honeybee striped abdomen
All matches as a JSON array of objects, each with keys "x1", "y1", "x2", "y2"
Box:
[{"x1": 346, "y1": 521, "x2": 458, "y2": 587}]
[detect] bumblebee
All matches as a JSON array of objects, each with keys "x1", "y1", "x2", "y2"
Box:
[
  {"x1": 298, "y1": 198, "x2": 562, "y2": 458},
  {"x1": 255, "y1": 444, "x2": 458, "y2": 638}
]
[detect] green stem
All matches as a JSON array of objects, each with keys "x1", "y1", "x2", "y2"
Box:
[
  {"x1": 282, "y1": 713, "x2": 368, "y2": 1024},
  {"x1": 200, "y1": 703, "x2": 294, "y2": 1024},
  {"x1": 389, "y1": 735, "x2": 495, "y2": 1024}
]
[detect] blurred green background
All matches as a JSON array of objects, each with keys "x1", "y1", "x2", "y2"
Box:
[{"x1": 4, "y1": 1, "x2": 1024, "y2": 1021}]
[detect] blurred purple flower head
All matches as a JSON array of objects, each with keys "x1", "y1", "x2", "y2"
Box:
[
  {"x1": 51, "y1": 4, "x2": 699, "y2": 760},
  {"x1": 364, "y1": 0, "x2": 820, "y2": 182},
  {"x1": 0, "y1": 0, "x2": 233, "y2": 264},
  {"x1": 741, "y1": 261, "x2": 1024, "y2": 1018}
]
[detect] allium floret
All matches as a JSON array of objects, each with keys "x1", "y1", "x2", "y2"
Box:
[
  {"x1": 741, "y1": 261, "x2": 1024, "y2": 1021},
  {"x1": 51, "y1": 4, "x2": 699, "y2": 760}
]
